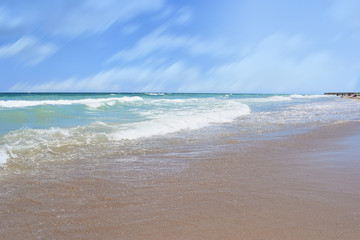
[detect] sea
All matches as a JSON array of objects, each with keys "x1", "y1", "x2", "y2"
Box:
[{"x1": 1, "y1": 93, "x2": 359, "y2": 172}]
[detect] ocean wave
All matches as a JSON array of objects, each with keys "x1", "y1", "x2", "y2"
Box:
[
  {"x1": 242, "y1": 95, "x2": 293, "y2": 102},
  {"x1": 151, "y1": 98, "x2": 200, "y2": 104},
  {"x1": 242, "y1": 94, "x2": 331, "y2": 103},
  {"x1": 0, "y1": 149, "x2": 8, "y2": 166},
  {"x1": 0, "y1": 100, "x2": 251, "y2": 167},
  {"x1": 0, "y1": 122, "x2": 114, "y2": 168},
  {"x1": 290, "y1": 94, "x2": 333, "y2": 99},
  {"x1": 0, "y1": 96, "x2": 144, "y2": 109},
  {"x1": 144, "y1": 93, "x2": 165, "y2": 96},
  {"x1": 111, "y1": 102, "x2": 251, "y2": 140},
  {"x1": 267, "y1": 96, "x2": 293, "y2": 101}
]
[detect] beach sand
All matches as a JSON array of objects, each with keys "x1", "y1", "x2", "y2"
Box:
[
  {"x1": 1, "y1": 121, "x2": 360, "y2": 239},
  {"x1": 343, "y1": 96, "x2": 360, "y2": 101}
]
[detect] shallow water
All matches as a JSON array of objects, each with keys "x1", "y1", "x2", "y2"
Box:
[
  {"x1": 1, "y1": 93, "x2": 358, "y2": 172},
  {"x1": 1, "y1": 120, "x2": 360, "y2": 240}
]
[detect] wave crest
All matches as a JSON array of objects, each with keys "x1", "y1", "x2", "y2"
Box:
[
  {"x1": 112, "y1": 102, "x2": 251, "y2": 140},
  {"x1": 0, "y1": 99, "x2": 251, "y2": 168},
  {"x1": 0, "y1": 96, "x2": 144, "y2": 109}
]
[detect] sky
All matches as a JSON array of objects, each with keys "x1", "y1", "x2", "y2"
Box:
[{"x1": 0, "y1": 0, "x2": 360, "y2": 94}]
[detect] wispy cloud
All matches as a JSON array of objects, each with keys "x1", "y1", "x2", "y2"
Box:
[
  {"x1": 0, "y1": 0, "x2": 164, "y2": 67},
  {"x1": 16, "y1": 33, "x2": 359, "y2": 93},
  {"x1": 0, "y1": 36, "x2": 57, "y2": 65},
  {"x1": 48, "y1": 0, "x2": 165, "y2": 36},
  {"x1": 5, "y1": 2, "x2": 360, "y2": 93},
  {"x1": 0, "y1": 6, "x2": 22, "y2": 30},
  {"x1": 174, "y1": 7, "x2": 193, "y2": 25},
  {"x1": 201, "y1": 34, "x2": 360, "y2": 93},
  {"x1": 153, "y1": 6, "x2": 192, "y2": 25},
  {"x1": 0, "y1": 0, "x2": 165, "y2": 37},
  {"x1": 9, "y1": 61, "x2": 200, "y2": 92},
  {"x1": 109, "y1": 27, "x2": 231, "y2": 63}
]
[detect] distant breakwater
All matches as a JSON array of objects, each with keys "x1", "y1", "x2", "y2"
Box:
[{"x1": 324, "y1": 92, "x2": 357, "y2": 96}]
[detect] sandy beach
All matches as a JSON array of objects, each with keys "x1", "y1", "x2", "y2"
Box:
[
  {"x1": 1, "y1": 119, "x2": 360, "y2": 239},
  {"x1": 343, "y1": 95, "x2": 360, "y2": 102}
]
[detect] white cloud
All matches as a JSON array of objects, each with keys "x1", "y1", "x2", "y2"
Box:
[
  {"x1": 174, "y1": 7, "x2": 193, "y2": 25},
  {"x1": 0, "y1": 0, "x2": 164, "y2": 66},
  {"x1": 0, "y1": 6, "x2": 22, "y2": 29},
  {"x1": 154, "y1": 6, "x2": 175, "y2": 20},
  {"x1": 10, "y1": 33, "x2": 360, "y2": 93},
  {"x1": 51, "y1": 0, "x2": 165, "y2": 36},
  {"x1": 0, "y1": 0, "x2": 164, "y2": 37},
  {"x1": 0, "y1": 36, "x2": 57, "y2": 65},
  {"x1": 152, "y1": 6, "x2": 192, "y2": 25},
  {"x1": 109, "y1": 27, "x2": 231, "y2": 63},
  {"x1": 200, "y1": 34, "x2": 360, "y2": 93},
  {"x1": 9, "y1": 61, "x2": 200, "y2": 92}
]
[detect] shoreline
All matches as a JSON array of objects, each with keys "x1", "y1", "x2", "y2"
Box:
[
  {"x1": 343, "y1": 95, "x2": 360, "y2": 102},
  {"x1": 1, "y1": 121, "x2": 360, "y2": 239}
]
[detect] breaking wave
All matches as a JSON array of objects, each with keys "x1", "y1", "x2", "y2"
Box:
[
  {"x1": 0, "y1": 96, "x2": 144, "y2": 109},
  {"x1": 0, "y1": 98, "x2": 251, "y2": 168},
  {"x1": 290, "y1": 94, "x2": 334, "y2": 99}
]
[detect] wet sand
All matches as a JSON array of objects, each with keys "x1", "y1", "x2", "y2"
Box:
[
  {"x1": 343, "y1": 96, "x2": 360, "y2": 101},
  {"x1": 1, "y1": 121, "x2": 360, "y2": 239}
]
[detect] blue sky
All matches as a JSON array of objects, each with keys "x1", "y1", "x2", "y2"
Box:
[{"x1": 0, "y1": 0, "x2": 359, "y2": 93}]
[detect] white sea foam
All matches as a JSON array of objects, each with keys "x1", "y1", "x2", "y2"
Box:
[
  {"x1": 242, "y1": 94, "x2": 331, "y2": 103},
  {"x1": 0, "y1": 123, "x2": 115, "y2": 167},
  {"x1": 111, "y1": 101, "x2": 251, "y2": 140},
  {"x1": 243, "y1": 96, "x2": 293, "y2": 102},
  {"x1": 250, "y1": 99, "x2": 360, "y2": 127},
  {"x1": 0, "y1": 99, "x2": 251, "y2": 166},
  {"x1": 266, "y1": 96, "x2": 293, "y2": 101},
  {"x1": 0, "y1": 148, "x2": 8, "y2": 166},
  {"x1": 2, "y1": 94, "x2": 359, "y2": 169},
  {"x1": 145, "y1": 93, "x2": 165, "y2": 96},
  {"x1": 151, "y1": 98, "x2": 199, "y2": 104},
  {"x1": 290, "y1": 94, "x2": 333, "y2": 99},
  {"x1": 0, "y1": 96, "x2": 144, "y2": 109}
]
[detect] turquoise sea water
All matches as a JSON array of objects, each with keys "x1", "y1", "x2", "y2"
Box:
[{"x1": 0, "y1": 93, "x2": 359, "y2": 169}]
